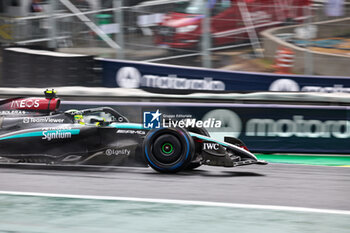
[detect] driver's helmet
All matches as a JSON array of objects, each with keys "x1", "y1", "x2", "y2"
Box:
[
  {"x1": 74, "y1": 114, "x2": 85, "y2": 125},
  {"x1": 66, "y1": 109, "x2": 85, "y2": 125}
]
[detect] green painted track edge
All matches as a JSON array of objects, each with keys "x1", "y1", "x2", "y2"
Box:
[{"x1": 255, "y1": 154, "x2": 350, "y2": 167}]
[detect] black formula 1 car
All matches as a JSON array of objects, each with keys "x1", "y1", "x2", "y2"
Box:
[{"x1": 0, "y1": 90, "x2": 267, "y2": 173}]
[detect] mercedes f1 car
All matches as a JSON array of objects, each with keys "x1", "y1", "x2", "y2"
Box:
[{"x1": 0, "y1": 90, "x2": 267, "y2": 173}]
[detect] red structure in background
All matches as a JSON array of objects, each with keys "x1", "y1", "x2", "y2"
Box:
[
  {"x1": 274, "y1": 47, "x2": 295, "y2": 74},
  {"x1": 155, "y1": 0, "x2": 311, "y2": 49}
]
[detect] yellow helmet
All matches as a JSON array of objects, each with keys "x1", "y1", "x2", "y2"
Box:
[
  {"x1": 74, "y1": 114, "x2": 83, "y2": 121},
  {"x1": 74, "y1": 114, "x2": 85, "y2": 125}
]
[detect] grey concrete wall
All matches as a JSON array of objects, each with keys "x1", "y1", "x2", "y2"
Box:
[{"x1": 261, "y1": 17, "x2": 350, "y2": 76}]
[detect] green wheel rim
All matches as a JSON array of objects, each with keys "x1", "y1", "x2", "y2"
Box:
[{"x1": 161, "y1": 143, "x2": 174, "y2": 154}]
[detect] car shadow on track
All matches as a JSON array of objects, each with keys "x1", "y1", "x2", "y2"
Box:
[
  {"x1": 142, "y1": 169, "x2": 265, "y2": 177},
  {"x1": 0, "y1": 164, "x2": 266, "y2": 177}
]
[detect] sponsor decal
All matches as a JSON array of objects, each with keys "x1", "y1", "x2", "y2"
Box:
[
  {"x1": 0, "y1": 110, "x2": 26, "y2": 115},
  {"x1": 117, "y1": 129, "x2": 146, "y2": 135},
  {"x1": 163, "y1": 114, "x2": 193, "y2": 118},
  {"x1": 203, "y1": 143, "x2": 219, "y2": 150},
  {"x1": 42, "y1": 126, "x2": 72, "y2": 131},
  {"x1": 105, "y1": 148, "x2": 131, "y2": 156},
  {"x1": 202, "y1": 109, "x2": 242, "y2": 141},
  {"x1": 0, "y1": 130, "x2": 79, "y2": 141},
  {"x1": 116, "y1": 67, "x2": 141, "y2": 89},
  {"x1": 23, "y1": 117, "x2": 65, "y2": 124},
  {"x1": 269, "y1": 79, "x2": 300, "y2": 92},
  {"x1": 269, "y1": 79, "x2": 350, "y2": 93},
  {"x1": 246, "y1": 115, "x2": 350, "y2": 139},
  {"x1": 42, "y1": 130, "x2": 72, "y2": 141},
  {"x1": 163, "y1": 118, "x2": 221, "y2": 128},
  {"x1": 143, "y1": 109, "x2": 222, "y2": 129},
  {"x1": 301, "y1": 85, "x2": 350, "y2": 93},
  {"x1": 10, "y1": 99, "x2": 40, "y2": 109},
  {"x1": 116, "y1": 67, "x2": 226, "y2": 91},
  {"x1": 202, "y1": 109, "x2": 350, "y2": 139},
  {"x1": 143, "y1": 110, "x2": 162, "y2": 129}
]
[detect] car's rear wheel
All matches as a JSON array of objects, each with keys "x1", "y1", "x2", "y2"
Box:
[{"x1": 143, "y1": 128, "x2": 195, "y2": 173}]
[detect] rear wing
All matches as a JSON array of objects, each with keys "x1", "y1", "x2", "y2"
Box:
[{"x1": 0, "y1": 89, "x2": 60, "y2": 116}]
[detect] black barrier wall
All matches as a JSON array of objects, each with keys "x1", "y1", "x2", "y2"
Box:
[
  {"x1": 3, "y1": 50, "x2": 350, "y2": 91},
  {"x1": 1, "y1": 48, "x2": 99, "y2": 87},
  {"x1": 61, "y1": 101, "x2": 350, "y2": 154}
]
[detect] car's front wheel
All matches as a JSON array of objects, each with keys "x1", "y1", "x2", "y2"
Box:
[
  {"x1": 184, "y1": 126, "x2": 210, "y2": 170},
  {"x1": 143, "y1": 128, "x2": 195, "y2": 173}
]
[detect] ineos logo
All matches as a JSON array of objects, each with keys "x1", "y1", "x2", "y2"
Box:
[
  {"x1": 116, "y1": 67, "x2": 141, "y2": 88},
  {"x1": 269, "y1": 79, "x2": 300, "y2": 92},
  {"x1": 202, "y1": 109, "x2": 242, "y2": 141},
  {"x1": 10, "y1": 99, "x2": 40, "y2": 109}
]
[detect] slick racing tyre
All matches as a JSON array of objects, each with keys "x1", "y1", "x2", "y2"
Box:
[
  {"x1": 143, "y1": 128, "x2": 195, "y2": 173},
  {"x1": 184, "y1": 127, "x2": 210, "y2": 170}
]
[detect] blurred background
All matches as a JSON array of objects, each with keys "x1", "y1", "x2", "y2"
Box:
[
  {"x1": 0, "y1": 0, "x2": 349, "y2": 88},
  {"x1": 1, "y1": 3, "x2": 350, "y2": 232}
]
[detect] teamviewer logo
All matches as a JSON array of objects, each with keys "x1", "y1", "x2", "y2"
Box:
[{"x1": 143, "y1": 110, "x2": 162, "y2": 129}]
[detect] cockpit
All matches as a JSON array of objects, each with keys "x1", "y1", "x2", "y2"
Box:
[{"x1": 65, "y1": 107, "x2": 129, "y2": 126}]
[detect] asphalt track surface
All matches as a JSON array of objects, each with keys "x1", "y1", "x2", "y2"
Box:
[{"x1": 0, "y1": 163, "x2": 349, "y2": 211}]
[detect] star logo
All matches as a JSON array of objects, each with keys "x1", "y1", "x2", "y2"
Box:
[
  {"x1": 143, "y1": 110, "x2": 162, "y2": 129},
  {"x1": 151, "y1": 110, "x2": 161, "y2": 122}
]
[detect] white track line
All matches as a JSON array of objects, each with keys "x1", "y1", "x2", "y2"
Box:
[{"x1": 0, "y1": 191, "x2": 349, "y2": 216}]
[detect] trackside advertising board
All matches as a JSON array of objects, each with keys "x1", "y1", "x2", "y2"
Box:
[
  {"x1": 99, "y1": 59, "x2": 350, "y2": 92},
  {"x1": 61, "y1": 101, "x2": 350, "y2": 154}
]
